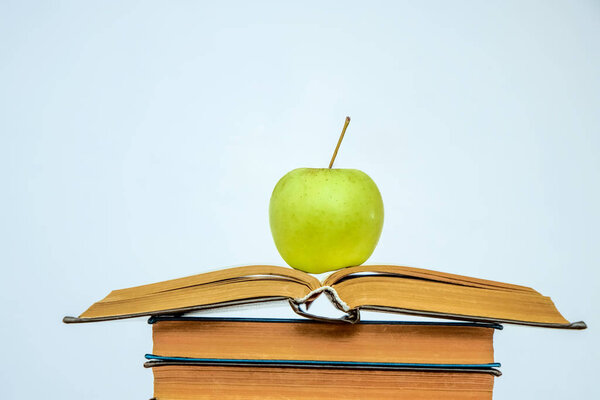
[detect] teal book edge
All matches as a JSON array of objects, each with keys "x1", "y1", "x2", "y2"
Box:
[{"x1": 144, "y1": 354, "x2": 501, "y2": 370}]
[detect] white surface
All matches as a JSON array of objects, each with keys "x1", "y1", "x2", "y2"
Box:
[{"x1": 1, "y1": 1, "x2": 598, "y2": 398}]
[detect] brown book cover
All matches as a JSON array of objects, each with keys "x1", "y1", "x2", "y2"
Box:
[{"x1": 63, "y1": 264, "x2": 586, "y2": 329}]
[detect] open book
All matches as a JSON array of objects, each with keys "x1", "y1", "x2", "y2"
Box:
[{"x1": 63, "y1": 264, "x2": 585, "y2": 329}]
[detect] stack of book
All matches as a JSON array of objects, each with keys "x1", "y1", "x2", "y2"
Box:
[
  {"x1": 146, "y1": 316, "x2": 501, "y2": 399},
  {"x1": 64, "y1": 264, "x2": 585, "y2": 399}
]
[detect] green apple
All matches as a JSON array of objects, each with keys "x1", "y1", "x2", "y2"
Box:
[{"x1": 269, "y1": 168, "x2": 384, "y2": 274}]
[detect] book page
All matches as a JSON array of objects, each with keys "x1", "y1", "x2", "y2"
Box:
[
  {"x1": 323, "y1": 265, "x2": 537, "y2": 293},
  {"x1": 69, "y1": 265, "x2": 320, "y2": 322}
]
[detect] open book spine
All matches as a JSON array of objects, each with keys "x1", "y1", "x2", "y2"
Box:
[{"x1": 288, "y1": 286, "x2": 360, "y2": 323}]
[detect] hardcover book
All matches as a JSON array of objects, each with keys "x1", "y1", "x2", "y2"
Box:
[
  {"x1": 64, "y1": 264, "x2": 586, "y2": 328},
  {"x1": 145, "y1": 361, "x2": 500, "y2": 400},
  {"x1": 148, "y1": 316, "x2": 501, "y2": 365}
]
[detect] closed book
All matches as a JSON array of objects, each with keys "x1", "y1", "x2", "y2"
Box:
[
  {"x1": 149, "y1": 316, "x2": 501, "y2": 365},
  {"x1": 145, "y1": 360, "x2": 500, "y2": 400}
]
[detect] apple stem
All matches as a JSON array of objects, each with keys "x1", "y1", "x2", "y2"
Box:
[{"x1": 328, "y1": 116, "x2": 351, "y2": 169}]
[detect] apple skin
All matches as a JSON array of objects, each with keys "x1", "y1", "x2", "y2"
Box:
[{"x1": 269, "y1": 168, "x2": 384, "y2": 274}]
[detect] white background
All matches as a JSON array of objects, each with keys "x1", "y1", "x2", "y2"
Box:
[{"x1": 1, "y1": 1, "x2": 599, "y2": 398}]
